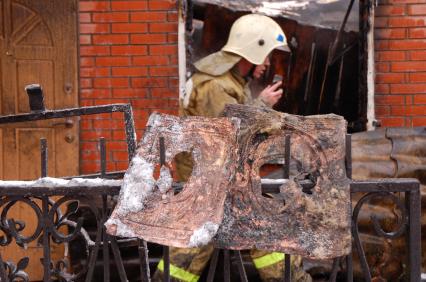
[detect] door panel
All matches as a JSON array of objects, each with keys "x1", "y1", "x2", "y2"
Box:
[{"x1": 0, "y1": 0, "x2": 79, "y2": 279}]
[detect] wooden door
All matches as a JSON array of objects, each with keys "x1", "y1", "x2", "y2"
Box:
[{"x1": 0, "y1": 0, "x2": 79, "y2": 279}]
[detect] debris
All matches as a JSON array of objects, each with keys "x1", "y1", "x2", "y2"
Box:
[{"x1": 106, "y1": 105, "x2": 351, "y2": 259}]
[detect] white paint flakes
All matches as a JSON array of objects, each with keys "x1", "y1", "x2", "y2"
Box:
[
  {"x1": 188, "y1": 222, "x2": 219, "y2": 247},
  {"x1": 156, "y1": 165, "x2": 173, "y2": 193},
  {"x1": 104, "y1": 218, "x2": 136, "y2": 238},
  {"x1": 117, "y1": 155, "x2": 155, "y2": 215}
]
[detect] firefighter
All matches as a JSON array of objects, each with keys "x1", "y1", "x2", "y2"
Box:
[{"x1": 153, "y1": 14, "x2": 312, "y2": 282}]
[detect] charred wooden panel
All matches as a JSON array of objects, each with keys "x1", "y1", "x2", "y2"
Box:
[
  {"x1": 106, "y1": 114, "x2": 240, "y2": 247},
  {"x1": 216, "y1": 105, "x2": 351, "y2": 259},
  {"x1": 107, "y1": 106, "x2": 351, "y2": 260}
]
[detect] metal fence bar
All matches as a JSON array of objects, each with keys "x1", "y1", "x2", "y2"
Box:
[{"x1": 407, "y1": 186, "x2": 422, "y2": 282}]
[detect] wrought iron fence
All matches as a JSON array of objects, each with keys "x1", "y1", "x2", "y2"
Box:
[{"x1": 0, "y1": 86, "x2": 421, "y2": 281}]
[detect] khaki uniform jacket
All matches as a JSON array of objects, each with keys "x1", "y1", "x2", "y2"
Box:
[{"x1": 176, "y1": 51, "x2": 265, "y2": 180}]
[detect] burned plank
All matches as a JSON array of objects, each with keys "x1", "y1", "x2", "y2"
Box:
[
  {"x1": 105, "y1": 113, "x2": 240, "y2": 247},
  {"x1": 216, "y1": 104, "x2": 351, "y2": 259},
  {"x1": 107, "y1": 106, "x2": 351, "y2": 259}
]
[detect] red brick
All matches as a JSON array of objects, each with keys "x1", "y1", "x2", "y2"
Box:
[
  {"x1": 133, "y1": 109, "x2": 150, "y2": 120},
  {"x1": 80, "y1": 130, "x2": 112, "y2": 140},
  {"x1": 151, "y1": 88, "x2": 178, "y2": 98},
  {"x1": 389, "y1": 16, "x2": 426, "y2": 27},
  {"x1": 130, "y1": 33, "x2": 168, "y2": 44},
  {"x1": 149, "y1": 0, "x2": 176, "y2": 10},
  {"x1": 80, "y1": 99, "x2": 94, "y2": 106},
  {"x1": 376, "y1": 62, "x2": 390, "y2": 72},
  {"x1": 375, "y1": 28, "x2": 406, "y2": 39},
  {"x1": 111, "y1": 45, "x2": 148, "y2": 55},
  {"x1": 168, "y1": 99, "x2": 178, "y2": 108},
  {"x1": 376, "y1": 51, "x2": 406, "y2": 61},
  {"x1": 79, "y1": 1, "x2": 110, "y2": 12},
  {"x1": 116, "y1": 161, "x2": 130, "y2": 170},
  {"x1": 390, "y1": 83, "x2": 426, "y2": 94},
  {"x1": 80, "y1": 120, "x2": 93, "y2": 130},
  {"x1": 376, "y1": 73, "x2": 405, "y2": 83},
  {"x1": 81, "y1": 89, "x2": 111, "y2": 99},
  {"x1": 407, "y1": 105, "x2": 426, "y2": 114},
  {"x1": 408, "y1": 4, "x2": 426, "y2": 15},
  {"x1": 80, "y1": 162, "x2": 100, "y2": 173},
  {"x1": 414, "y1": 94, "x2": 426, "y2": 103},
  {"x1": 131, "y1": 12, "x2": 167, "y2": 22},
  {"x1": 111, "y1": 1, "x2": 148, "y2": 10},
  {"x1": 80, "y1": 23, "x2": 110, "y2": 34},
  {"x1": 376, "y1": 5, "x2": 406, "y2": 16},
  {"x1": 149, "y1": 66, "x2": 178, "y2": 76},
  {"x1": 131, "y1": 98, "x2": 169, "y2": 108},
  {"x1": 80, "y1": 35, "x2": 91, "y2": 45},
  {"x1": 80, "y1": 46, "x2": 110, "y2": 56},
  {"x1": 409, "y1": 27, "x2": 426, "y2": 38},
  {"x1": 112, "y1": 130, "x2": 126, "y2": 140},
  {"x1": 94, "y1": 98, "x2": 129, "y2": 105},
  {"x1": 133, "y1": 56, "x2": 169, "y2": 65},
  {"x1": 92, "y1": 12, "x2": 129, "y2": 23},
  {"x1": 80, "y1": 57, "x2": 95, "y2": 67},
  {"x1": 93, "y1": 119, "x2": 126, "y2": 129},
  {"x1": 106, "y1": 141, "x2": 129, "y2": 151},
  {"x1": 112, "y1": 88, "x2": 148, "y2": 98},
  {"x1": 389, "y1": 39, "x2": 426, "y2": 50},
  {"x1": 409, "y1": 72, "x2": 426, "y2": 82},
  {"x1": 375, "y1": 18, "x2": 389, "y2": 28},
  {"x1": 79, "y1": 13, "x2": 92, "y2": 23},
  {"x1": 81, "y1": 150, "x2": 101, "y2": 161},
  {"x1": 149, "y1": 23, "x2": 176, "y2": 33},
  {"x1": 167, "y1": 12, "x2": 178, "y2": 21},
  {"x1": 80, "y1": 141, "x2": 97, "y2": 151},
  {"x1": 80, "y1": 67, "x2": 110, "y2": 77},
  {"x1": 131, "y1": 77, "x2": 168, "y2": 88},
  {"x1": 168, "y1": 33, "x2": 178, "y2": 43},
  {"x1": 375, "y1": 95, "x2": 405, "y2": 105},
  {"x1": 112, "y1": 67, "x2": 148, "y2": 77},
  {"x1": 413, "y1": 117, "x2": 426, "y2": 125},
  {"x1": 380, "y1": 117, "x2": 405, "y2": 127},
  {"x1": 94, "y1": 77, "x2": 129, "y2": 88},
  {"x1": 93, "y1": 34, "x2": 129, "y2": 44},
  {"x1": 149, "y1": 45, "x2": 177, "y2": 55},
  {"x1": 113, "y1": 151, "x2": 129, "y2": 161},
  {"x1": 375, "y1": 40, "x2": 389, "y2": 50},
  {"x1": 80, "y1": 78, "x2": 93, "y2": 88},
  {"x1": 96, "y1": 56, "x2": 131, "y2": 66},
  {"x1": 409, "y1": 50, "x2": 426, "y2": 60},
  {"x1": 375, "y1": 84, "x2": 390, "y2": 94},
  {"x1": 376, "y1": 105, "x2": 391, "y2": 116},
  {"x1": 169, "y1": 77, "x2": 179, "y2": 87},
  {"x1": 112, "y1": 23, "x2": 148, "y2": 33},
  {"x1": 391, "y1": 105, "x2": 406, "y2": 115},
  {"x1": 392, "y1": 61, "x2": 426, "y2": 71}
]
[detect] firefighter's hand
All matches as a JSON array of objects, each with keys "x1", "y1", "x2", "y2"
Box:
[{"x1": 259, "y1": 81, "x2": 283, "y2": 107}]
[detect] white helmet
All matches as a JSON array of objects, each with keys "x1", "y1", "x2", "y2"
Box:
[{"x1": 222, "y1": 14, "x2": 290, "y2": 65}]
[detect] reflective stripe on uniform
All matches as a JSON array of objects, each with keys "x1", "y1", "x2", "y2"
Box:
[
  {"x1": 157, "y1": 259, "x2": 200, "y2": 282},
  {"x1": 253, "y1": 252, "x2": 285, "y2": 269}
]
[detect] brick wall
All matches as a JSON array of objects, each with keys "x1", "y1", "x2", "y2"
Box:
[
  {"x1": 375, "y1": 1, "x2": 426, "y2": 127},
  {"x1": 78, "y1": 0, "x2": 179, "y2": 174}
]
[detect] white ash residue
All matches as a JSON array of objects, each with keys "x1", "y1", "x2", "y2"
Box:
[
  {"x1": 117, "y1": 155, "x2": 155, "y2": 215},
  {"x1": 156, "y1": 165, "x2": 173, "y2": 193},
  {"x1": 188, "y1": 222, "x2": 219, "y2": 247},
  {"x1": 104, "y1": 218, "x2": 136, "y2": 238},
  {"x1": 0, "y1": 177, "x2": 122, "y2": 188}
]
